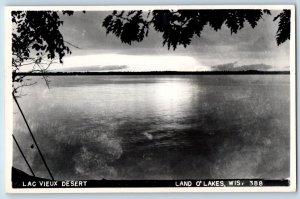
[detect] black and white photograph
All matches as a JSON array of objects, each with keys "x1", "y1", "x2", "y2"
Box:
[{"x1": 5, "y1": 5, "x2": 296, "y2": 192}]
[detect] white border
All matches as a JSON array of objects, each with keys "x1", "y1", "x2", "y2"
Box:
[{"x1": 4, "y1": 5, "x2": 296, "y2": 193}]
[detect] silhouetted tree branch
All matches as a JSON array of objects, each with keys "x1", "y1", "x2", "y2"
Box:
[
  {"x1": 273, "y1": 9, "x2": 290, "y2": 45},
  {"x1": 11, "y1": 11, "x2": 81, "y2": 94},
  {"x1": 103, "y1": 9, "x2": 290, "y2": 50}
]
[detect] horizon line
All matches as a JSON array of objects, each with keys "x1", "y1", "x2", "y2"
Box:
[{"x1": 13, "y1": 70, "x2": 290, "y2": 76}]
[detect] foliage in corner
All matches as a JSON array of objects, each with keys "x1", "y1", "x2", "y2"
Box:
[
  {"x1": 273, "y1": 9, "x2": 291, "y2": 46},
  {"x1": 103, "y1": 9, "x2": 290, "y2": 50},
  {"x1": 11, "y1": 11, "x2": 74, "y2": 83}
]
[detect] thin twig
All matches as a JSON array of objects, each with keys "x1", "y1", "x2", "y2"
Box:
[{"x1": 64, "y1": 41, "x2": 82, "y2": 49}]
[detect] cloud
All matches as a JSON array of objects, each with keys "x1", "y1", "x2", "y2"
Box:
[
  {"x1": 211, "y1": 62, "x2": 238, "y2": 71},
  {"x1": 237, "y1": 64, "x2": 273, "y2": 71},
  {"x1": 211, "y1": 62, "x2": 273, "y2": 71},
  {"x1": 47, "y1": 54, "x2": 208, "y2": 72},
  {"x1": 53, "y1": 65, "x2": 128, "y2": 72}
]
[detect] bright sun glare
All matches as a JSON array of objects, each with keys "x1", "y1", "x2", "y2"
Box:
[{"x1": 153, "y1": 79, "x2": 194, "y2": 113}]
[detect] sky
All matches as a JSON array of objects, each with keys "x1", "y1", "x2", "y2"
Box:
[{"x1": 27, "y1": 10, "x2": 290, "y2": 72}]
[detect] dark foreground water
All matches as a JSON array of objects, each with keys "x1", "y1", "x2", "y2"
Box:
[{"x1": 13, "y1": 75, "x2": 290, "y2": 180}]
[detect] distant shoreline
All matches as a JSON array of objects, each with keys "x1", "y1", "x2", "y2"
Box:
[{"x1": 13, "y1": 71, "x2": 290, "y2": 76}]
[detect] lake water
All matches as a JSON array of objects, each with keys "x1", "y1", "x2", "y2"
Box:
[{"x1": 13, "y1": 75, "x2": 290, "y2": 180}]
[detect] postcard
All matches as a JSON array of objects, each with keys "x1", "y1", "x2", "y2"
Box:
[{"x1": 4, "y1": 5, "x2": 296, "y2": 193}]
